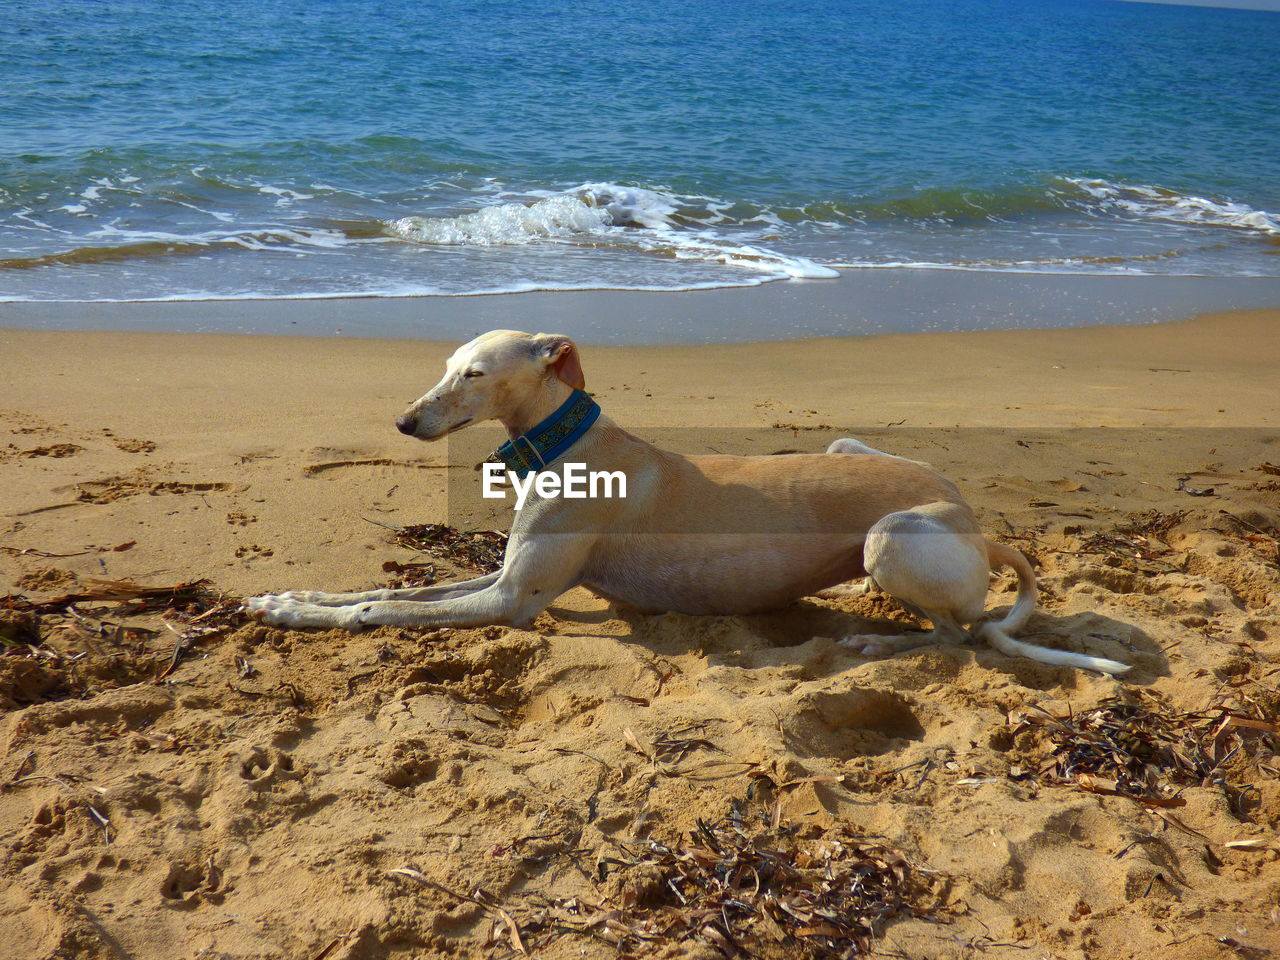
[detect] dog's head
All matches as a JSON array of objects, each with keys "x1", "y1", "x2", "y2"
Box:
[{"x1": 394, "y1": 330, "x2": 585, "y2": 440}]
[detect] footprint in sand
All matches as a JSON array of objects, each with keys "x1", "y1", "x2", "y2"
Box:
[
  {"x1": 376, "y1": 742, "x2": 440, "y2": 789},
  {"x1": 0, "y1": 410, "x2": 60, "y2": 435},
  {"x1": 14, "y1": 567, "x2": 78, "y2": 592},
  {"x1": 302, "y1": 457, "x2": 453, "y2": 476},
  {"x1": 72, "y1": 473, "x2": 234, "y2": 504},
  {"x1": 19, "y1": 443, "x2": 83, "y2": 458},
  {"x1": 239, "y1": 746, "x2": 301, "y2": 786},
  {"x1": 113, "y1": 437, "x2": 157, "y2": 454},
  {"x1": 783, "y1": 687, "x2": 925, "y2": 760},
  {"x1": 159, "y1": 859, "x2": 224, "y2": 907},
  {"x1": 1, "y1": 441, "x2": 81, "y2": 463},
  {"x1": 95, "y1": 427, "x2": 157, "y2": 453}
]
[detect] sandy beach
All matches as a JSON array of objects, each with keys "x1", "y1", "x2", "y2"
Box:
[{"x1": 2, "y1": 303, "x2": 1279, "y2": 959}]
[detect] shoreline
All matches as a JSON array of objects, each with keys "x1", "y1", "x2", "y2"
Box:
[{"x1": 3, "y1": 268, "x2": 1280, "y2": 343}]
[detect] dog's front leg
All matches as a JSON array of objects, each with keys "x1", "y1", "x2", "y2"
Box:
[
  {"x1": 247, "y1": 571, "x2": 503, "y2": 609},
  {"x1": 249, "y1": 534, "x2": 593, "y2": 632},
  {"x1": 248, "y1": 584, "x2": 524, "y2": 631}
]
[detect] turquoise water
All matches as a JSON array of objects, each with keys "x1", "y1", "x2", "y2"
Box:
[{"x1": 2, "y1": 0, "x2": 1278, "y2": 302}]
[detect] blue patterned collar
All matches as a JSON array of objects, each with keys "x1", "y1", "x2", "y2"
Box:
[{"x1": 492, "y1": 389, "x2": 601, "y2": 478}]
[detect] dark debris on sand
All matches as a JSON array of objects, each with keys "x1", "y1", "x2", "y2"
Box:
[
  {"x1": 0, "y1": 578, "x2": 245, "y2": 708},
  {"x1": 392, "y1": 523, "x2": 508, "y2": 576},
  {"x1": 399, "y1": 801, "x2": 948, "y2": 959},
  {"x1": 1012, "y1": 690, "x2": 1280, "y2": 812},
  {"x1": 1, "y1": 524, "x2": 511, "y2": 707}
]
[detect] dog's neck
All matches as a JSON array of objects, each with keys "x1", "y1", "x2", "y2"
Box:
[
  {"x1": 492, "y1": 385, "x2": 601, "y2": 478},
  {"x1": 501, "y1": 378, "x2": 576, "y2": 439}
]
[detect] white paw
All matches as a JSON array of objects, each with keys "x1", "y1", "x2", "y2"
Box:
[
  {"x1": 242, "y1": 594, "x2": 275, "y2": 616},
  {"x1": 243, "y1": 595, "x2": 364, "y2": 630},
  {"x1": 242, "y1": 594, "x2": 297, "y2": 624}
]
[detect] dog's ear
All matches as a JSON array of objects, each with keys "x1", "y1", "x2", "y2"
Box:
[{"x1": 533, "y1": 333, "x2": 586, "y2": 390}]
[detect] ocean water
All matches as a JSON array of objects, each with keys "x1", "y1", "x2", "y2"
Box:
[{"x1": 2, "y1": 0, "x2": 1278, "y2": 303}]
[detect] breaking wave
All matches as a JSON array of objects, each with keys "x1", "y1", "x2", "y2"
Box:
[
  {"x1": 386, "y1": 183, "x2": 841, "y2": 280},
  {"x1": 0, "y1": 226, "x2": 355, "y2": 271},
  {"x1": 1061, "y1": 178, "x2": 1280, "y2": 236},
  {"x1": 739, "y1": 177, "x2": 1280, "y2": 234}
]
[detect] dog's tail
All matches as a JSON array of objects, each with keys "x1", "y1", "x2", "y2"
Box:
[{"x1": 976, "y1": 541, "x2": 1130, "y2": 676}]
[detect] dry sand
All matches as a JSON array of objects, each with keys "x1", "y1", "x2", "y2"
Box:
[{"x1": 1, "y1": 308, "x2": 1279, "y2": 960}]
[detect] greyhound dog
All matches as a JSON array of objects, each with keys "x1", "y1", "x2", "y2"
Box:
[{"x1": 245, "y1": 330, "x2": 1129, "y2": 675}]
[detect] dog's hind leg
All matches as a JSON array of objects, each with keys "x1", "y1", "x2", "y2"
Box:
[
  {"x1": 864, "y1": 507, "x2": 989, "y2": 618},
  {"x1": 835, "y1": 504, "x2": 988, "y2": 656},
  {"x1": 836, "y1": 514, "x2": 1132, "y2": 675},
  {"x1": 826, "y1": 437, "x2": 926, "y2": 465},
  {"x1": 827, "y1": 437, "x2": 896, "y2": 457}
]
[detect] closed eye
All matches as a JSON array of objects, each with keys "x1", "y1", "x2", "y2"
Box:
[{"x1": 462, "y1": 370, "x2": 485, "y2": 378}]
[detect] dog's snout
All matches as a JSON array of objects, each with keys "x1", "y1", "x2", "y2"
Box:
[{"x1": 394, "y1": 413, "x2": 417, "y2": 435}]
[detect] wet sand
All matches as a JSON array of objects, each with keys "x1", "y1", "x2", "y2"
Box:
[{"x1": 4, "y1": 269, "x2": 1280, "y2": 341}]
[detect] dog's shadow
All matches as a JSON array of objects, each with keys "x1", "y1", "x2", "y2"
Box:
[{"x1": 609, "y1": 597, "x2": 1169, "y2": 688}]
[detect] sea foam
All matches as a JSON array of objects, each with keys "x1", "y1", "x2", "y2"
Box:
[
  {"x1": 386, "y1": 183, "x2": 839, "y2": 280},
  {"x1": 1066, "y1": 178, "x2": 1280, "y2": 236}
]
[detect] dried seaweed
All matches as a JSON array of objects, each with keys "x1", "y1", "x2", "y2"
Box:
[
  {"x1": 1118, "y1": 509, "x2": 1189, "y2": 545},
  {"x1": 393, "y1": 523, "x2": 508, "y2": 574},
  {"x1": 1012, "y1": 692, "x2": 1279, "y2": 809},
  {"x1": 517, "y1": 813, "x2": 943, "y2": 958},
  {"x1": 0, "y1": 579, "x2": 244, "y2": 695},
  {"x1": 3, "y1": 579, "x2": 245, "y2": 646},
  {"x1": 389, "y1": 806, "x2": 944, "y2": 958},
  {"x1": 2, "y1": 578, "x2": 218, "y2": 616},
  {"x1": 623, "y1": 725, "x2": 719, "y2": 768},
  {"x1": 1175, "y1": 477, "x2": 1215, "y2": 498},
  {"x1": 380, "y1": 559, "x2": 437, "y2": 589},
  {"x1": 390, "y1": 869, "x2": 529, "y2": 954},
  {"x1": 1056, "y1": 511, "x2": 1190, "y2": 573}
]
